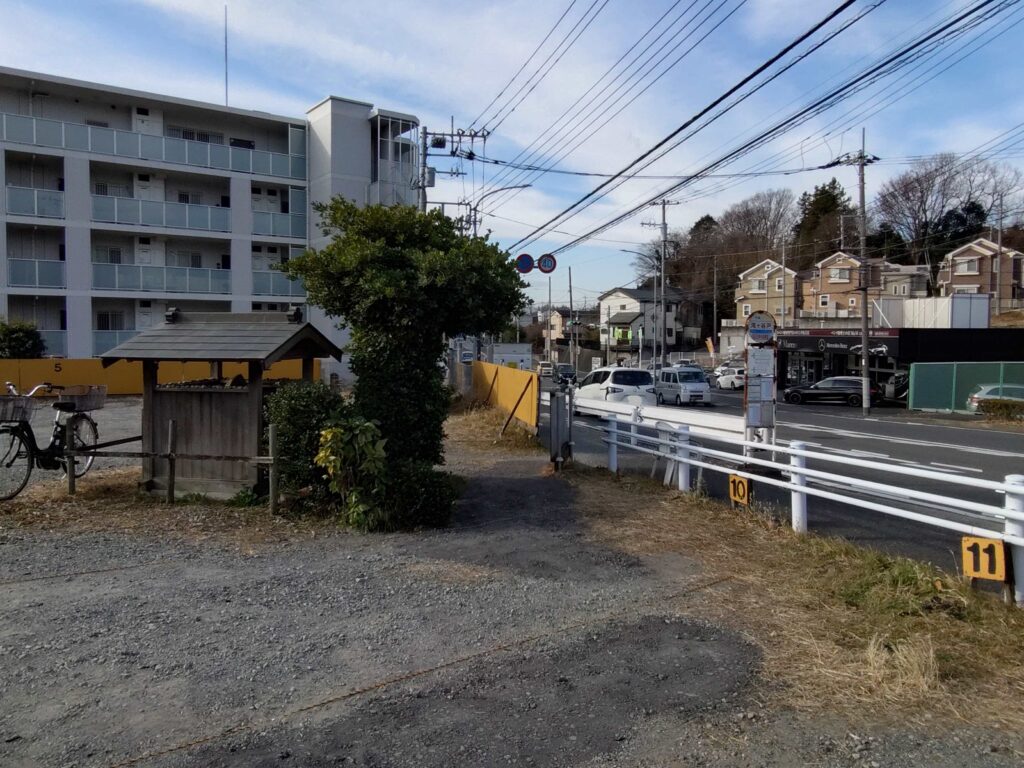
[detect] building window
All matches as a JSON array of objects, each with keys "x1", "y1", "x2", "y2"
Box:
[
  {"x1": 667, "y1": 327, "x2": 674, "y2": 337},
  {"x1": 620, "y1": 304, "x2": 627, "y2": 310},
  {"x1": 953, "y1": 286, "x2": 978, "y2": 294},
  {"x1": 849, "y1": 297, "x2": 857, "y2": 306},
  {"x1": 775, "y1": 277, "x2": 784, "y2": 291},
  {"x1": 136, "y1": 107, "x2": 149, "y2": 116},
  {"x1": 93, "y1": 182, "x2": 130, "y2": 197},
  {"x1": 901, "y1": 285, "x2": 907, "y2": 296},
  {"x1": 819, "y1": 294, "x2": 830, "y2": 308},
  {"x1": 742, "y1": 304, "x2": 751, "y2": 317},
  {"x1": 168, "y1": 250, "x2": 202, "y2": 268},
  {"x1": 829, "y1": 268, "x2": 851, "y2": 281},
  {"x1": 954, "y1": 258, "x2": 979, "y2": 274},
  {"x1": 93, "y1": 247, "x2": 123, "y2": 264},
  {"x1": 892, "y1": 285, "x2": 898, "y2": 295},
  {"x1": 166, "y1": 126, "x2": 224, "y2": 144},
  {"x1": 85, "y1": 119, "x2": 109, "y2": 128},
  {"x1": 752, "y1": 279, "x2": 766, "y2": 292},
  {"x1": 178, "y1": 192, "x2": 201, "y2": 205},
  {"x1": 775, "y1": 306, "x2": 784, "y2": 316},
  {"x1": 96, "y1": 311, "x2": 125, "y2": 331}
]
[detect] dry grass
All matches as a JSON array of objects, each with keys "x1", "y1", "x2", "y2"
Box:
[
  {"x1": 991, "y1": 309, "x2": 1024, "y2": 327},
  {"x1": 445, "y1": 403, "x2": 542, "y2": 454},
  {"x1": 0, "y1": 467, "x2": 338, "y2": 552},
  {"x1": 563, "y1": 464, "x2": 1024, "y2": 728}
]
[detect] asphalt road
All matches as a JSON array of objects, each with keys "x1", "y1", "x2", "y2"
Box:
[{"x1": 542, "y1": 388, "x2": 1024, "y2": 572}]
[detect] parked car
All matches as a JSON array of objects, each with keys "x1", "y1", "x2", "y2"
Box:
[
  {"x1": 716, "y1": 367, "x2": 746, "y2": 390},
  {"x1": 714, "y1": 359, "x2": 743, "y2": 376},
  {"x1": 656, "y1": 366, "x2": 711, "y2": 406},
  {"x1": 575, "y1": 367, "x2": 657, "y2": 407},
  {"x1": 536, "y1": 361, "x2": 553, "y2": 378},
  {"x1": 783, "y1": 376, "x2": 880, "y2": 407},
  {"x1": 966, "y1": 383, "x2": 1024, "y2": 413},
  {"x1": 554, "y1": 363, "x2": 577, "y2": 382}
]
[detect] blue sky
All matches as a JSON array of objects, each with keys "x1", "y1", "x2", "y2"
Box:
[{"x1": 2, "y1": 0, "x2": 1022, "y2": 309}]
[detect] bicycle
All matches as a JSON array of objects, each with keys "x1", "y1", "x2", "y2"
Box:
[{"x1": 0, "y1": 382, "x2": 105, "y2": 500}]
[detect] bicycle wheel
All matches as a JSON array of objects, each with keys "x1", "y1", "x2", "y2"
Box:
[
  {"x1": 61, "y1": 414, "x2": 98, "y2": 478},
  {"x1": 0, "y1": 427, "x2": 33, "y2": 500}
]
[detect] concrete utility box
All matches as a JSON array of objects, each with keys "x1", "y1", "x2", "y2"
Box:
[{"x1": 101, "y1": 309, "x2": 340, "y2": 498}]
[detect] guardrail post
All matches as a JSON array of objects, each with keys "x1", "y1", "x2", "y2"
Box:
[
  {"x1": 65, "y1": 420, "x2": 75, "y2": 496},
  {"x1": 606, "y1": 417, "x2": 618, "y2": 474},
  {"x1": 790, "y1": 440, "x2": 808, "y2": 534},
  {"x1": 676, "y1": 425, "x2": 691, "y2": 492},
  {"x1": 1005, "y1": 474, "x2": 1024, "y2": 606},
  {"x1": 269, "y1": 423, "x2": 279, "y2": 515},
  {"x1": 166, "y1": 419, "x2": 176, "y2": 504}
]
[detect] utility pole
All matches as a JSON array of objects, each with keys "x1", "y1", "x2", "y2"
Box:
[
  {"x1": 418, "y1": 126, "x2": 428, "y2": 213},
  {"x1": 568, "y1": 266, "x2": 575, "y2": 372},
  {"x1": 858, "y1": 128, "x2": 870, "y2": 418},
  {"x1": 996, "y1": 193, "x2": 1004, "y2": 316},
  {"x1": 712, "y1": 255, "x2": 718, "y2": 357},
  {"x1": 781, "y1": 242, "x2": 787, "y2": 329},
  {"x1": 546, "y1": 275, "x2": 553, "y2": 362},
  {"x1": 642, "y1": 200, "x2": 679, "y2": 370}
]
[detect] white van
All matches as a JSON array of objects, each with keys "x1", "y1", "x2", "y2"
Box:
[
  {"x1": 716, "y1": 367, "x2": 746, "y2": 390},
  {"x1": 656, "y1": 366, "x2": 711, "y2": 406},
  {"x1": 575, "y1": 367, "x2": 657, "y2": 408}
]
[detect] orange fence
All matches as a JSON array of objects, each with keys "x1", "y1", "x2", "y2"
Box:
[
  {"x1": 0, "y1": 358, "x2": 320, "y2": 396},
  {"x1": 471, "y1": 361, "x2": 539, "y2": 431}
]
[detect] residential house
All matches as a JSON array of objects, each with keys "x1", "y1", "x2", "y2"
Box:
[
  {"x1": 598, "y1": 285, "x2": 698, "y2": 359},
  {"x1": 733, "y1": 259, "x2": 799, "y2": 323},
  {"x1": 799, "y1": 252, "x2": 871, "y2": 319},
  {"x1": 878, "y1": 263, "x2": 929, "y2": 299},
  {"x1": 540, "y1": 308, "x2": 566, "y2": 342},
  {"x1": 936, "y1": 237, "x2": 1024, "y2": 312}
]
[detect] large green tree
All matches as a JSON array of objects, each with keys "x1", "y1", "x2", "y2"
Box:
[
  {"x1": 285, "y1": 200, "x2": 525, "y2": 471},
  {"x1": 792, "y1": 178, "x2": 855, "y2": 267},
  {"x1": 0, "y1": 322, "x2": 45, "y2": 359}
]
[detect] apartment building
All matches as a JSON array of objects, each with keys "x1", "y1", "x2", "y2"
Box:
[
  {"x1": 733, "y1": 258, "x2": 799, "y2": 322},
  {"x1": 936, "y1": 237, "x2": 1024, "y2": 312},
  {"x1": 0, "y1": 66, "x2": 418, "y2": 358}
]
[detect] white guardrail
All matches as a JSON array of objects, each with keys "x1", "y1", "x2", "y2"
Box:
[{"x1": 545, "y1": 393, "x2": 1024, "y2": 606}]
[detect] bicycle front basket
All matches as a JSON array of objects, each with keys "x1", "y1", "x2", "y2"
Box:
[
  {"x1": 0, "y1": 395, "x2": 35, "y2": 423},
  {"x1": 59, "y1": 385, "x2": 107, "y2": 412}
]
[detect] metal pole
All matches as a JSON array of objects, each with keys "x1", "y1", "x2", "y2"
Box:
[
  {"x1": 661, "y1": 201, "x2": 668, "y2": 369},
  {"x1": 269, "y1": 423, "x2": 279, "y2": 515},
  {"x1": 713, "y1": 255, "x2": 718, "y2": 352},
  {"x1": 790, "y1": 440, "x2": 808, "y2": 533},
  {"x1": 65, "y1": 420, "x2": 75, "y2": 496},
  {"x1": 1004, "y1": 474, "x2": 1024, "y2": 606},
  {"x1": 223, "y1": 4, "x2": 229, "y2": 106},
  {"x1": 418, "y1": 126, "x2": 428, "y2": 213},
  {"x1": 606, "y1": 417, "x2": 618, "y2": 474},
  {"x1": 859, "y1": 127, "x2": 870, "y2": 418},
  {"x1": 546, "y1": 275, "x2": 552, "y2": 362},
  {"x1": 568, "y1": 266, "x2": 575, "y2": 372},
  {"x1": 781, "y1": 242, "x2": 786, "y2": 328},
  {"x1": 676, "y1": 425, "x2": 691, "y2": 492},
  {"x1": 166, "y1": 419, "x2": 177, "y2": 504},
  {"x1": 996, "y1": 193, "x2": 1004, "y2": 316}
]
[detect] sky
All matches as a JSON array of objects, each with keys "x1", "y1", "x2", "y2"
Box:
[{"x1": 2, "y1": 0, "x2": 1023, "y2": 310}]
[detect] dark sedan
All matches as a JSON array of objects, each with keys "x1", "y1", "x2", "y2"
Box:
[{"x1": 783, "y1": 376, "x2": 880, "y2": 407}]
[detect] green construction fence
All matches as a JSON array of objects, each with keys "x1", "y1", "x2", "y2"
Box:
[{"x1": 908, "y1": 361, "x2": 1024, "y2": 412}]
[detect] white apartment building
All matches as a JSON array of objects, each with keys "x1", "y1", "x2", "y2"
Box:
[{"x1": 0, "y1": 66, "x2": 419, "y2": 358}]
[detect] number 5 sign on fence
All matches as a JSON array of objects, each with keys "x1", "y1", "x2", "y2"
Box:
[
  {"x1": 961, "y1": 536, "x2": 1007, "y2": 582},
  {"x1": 729, "y1": 474, "x2": 749, "y2": 506}
]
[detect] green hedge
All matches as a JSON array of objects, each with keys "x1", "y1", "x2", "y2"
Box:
[{"x1": 978, "y1": 398, "x2": 1024, "y2": 421}]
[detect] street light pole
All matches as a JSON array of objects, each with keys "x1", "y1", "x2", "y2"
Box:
[{"x1": 471, "y1": 184, "x2": 531, "y2": 237}]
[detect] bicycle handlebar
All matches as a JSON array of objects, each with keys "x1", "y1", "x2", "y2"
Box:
[{"x1": 7, "y1": 382, "x2": 63, "y2": 397}]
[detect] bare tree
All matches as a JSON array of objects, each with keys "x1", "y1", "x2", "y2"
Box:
[{"x1": 718, "y1": 188, "x2": 797, "y2": 252}]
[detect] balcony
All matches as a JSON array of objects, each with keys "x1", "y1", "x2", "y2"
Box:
[
  {"x1": 39, "y1": 330, "x2": 66, "y2": 357},
  {"x1": 93, "y1": 330, "x2": 138, "y2": 357},
  {"x1": 252, "y1": 211, "x2": 306, "y2": 238},
  {"x1": 1, "y1": 112, "x2": 305, "y2": 180},
  {"x1": 5, "y1": 186, "x2": 64, "y2": 218},
  {"x1": 92, "y1": 196, "x2": 231, "y2": 233},
  {"x1": 8, "y1": 258, "x2": 66, "y2": 288},
  {"x1": 93, "y1": 263, "x2": 231, "y2": 294},
  {"x1": 252, "y1": 270, "x2": 306, "y2": 297}
]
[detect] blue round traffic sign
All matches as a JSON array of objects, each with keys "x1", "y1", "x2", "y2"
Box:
[
  {"x1": 515, "y1": 253, "x2": 534, "y2": 274},
  {"x1": 537, "y1": 253, "x2": 557, "y2": 274}
]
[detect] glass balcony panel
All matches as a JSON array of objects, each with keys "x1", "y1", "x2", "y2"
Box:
[
  {"x1": 252, "y1": 271, "x2": 271, "y2": 294},
  {"x1": 252, "y1": 151, "x2": 272, "y2": 176},
  {"x1": 36, "y1": 190, "x2": 64, "y2": 218},
  {"x1": 186, "y1": 140, "x2": 210, "y2": 166},
  {"x1": 230, "y1": 147, "x2": 252, "y2": 173},
  {"x1": 164, "y1": 137, "x2": 187, "y2": 164},
  {"x1": 92, "y1": 263, "x2": 117, "y2": 289},
  {"x1": 115, "y1": 197, "x2": 141, "y2": 225},
  {"x1": 115, "y1": 130, "x2": 140, "y2": 157},
  {"x1": 275, "y1": 214, "x2": 291, "y2": 237},
  {"x1": 8, "y1": 260, "x2": 36, "y2": 286},
  {"x1": 6, "y1": 187, "x2": 37, "y2": 215},
  {"x1": 291, "y1": 214, "x2": 306, "y2": 238},
  {"x1": 209, "y1": 144, "x2": 230, "y2": 169},
  {"x1": 5, "y1": 114, "x2": 34, "y2": 143},
  {"x1": 271, "y1": 153, "x2": 290, "y2": 177},
  {"x1": 140, "y1": 133, "x2": 164, "y2": 160},
  {"x1": 90, "y1": 126, "x2": 116, "y2": 154},
  {"x1": 140, "y1": 200, "x2": 165, "y2": 227},
  {"x1": 288, "y1": 125, "x2": 306, "y2": 157},
  {"x1": 93, "y1": 330, "x2": 137, "y2": 356},
  {"x1": 210, "y1": 206, "x2": 231, "y2": 231},
  {"x1": 186, "y1": 204, "x2": 210, "y2": 230},
  {"x1": 141, "y1": 266, "x2": 165, "y2": 291},
  {"x1": 290, "y1": 156, "x2": 306, "y2": 179},
  {"x1": 211, "y1": 269, "x2": 231, "y2": 294},
  {"x1": 92, "y1": 195, "x2": 116, "y2": 222},
  {"x1": 289, "y1": 187, "x2": 307, "y2": 211},
  {"x1": 187, "y1": 268, "x2": 210, "y2": 292},
  {"x1": 118, "y1": 264, "x2": 141, "y2": 290},
  {"x1": 36, "y1": 118, "x2": 63, "y2": 147},
  {"x1": 164, "y1": 202, "x2": 187, "y2": 228},
  {"x1": 252, "y1": 211, "x2": 271, "y2": 236},
  {"x1": 37, "y1": 260, "x2": 65, "y2": 288},
  {"x1": 65, "y1": 122, "x2": 90, "y2": 150},
  {"x1": 39, "y1": 331, "x2": 66, "y2": 357},
  {"x1": 165, "y1": 266, "x2": 188, "y2": 292}
]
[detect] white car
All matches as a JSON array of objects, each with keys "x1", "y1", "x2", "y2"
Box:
[
  {"x1": 714, "y1": 359, "x2": 743, "y2": 376},
  {"x1": 656, "y1": 366, "x2": 711, "y2": 406},
  {"x1": 716, "y1": 367, "x2": 746, "y2": 390},
  {"x1": 574, "y1": 367, "x2": 657, "y2": 408},
  {"x1": 966, "y1": 383, "x2": 1024, "y2": 413}
]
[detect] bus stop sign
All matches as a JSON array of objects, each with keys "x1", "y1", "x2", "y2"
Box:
[{"x1": 746, "y1": 311, "x2": 776, "y2": 346}]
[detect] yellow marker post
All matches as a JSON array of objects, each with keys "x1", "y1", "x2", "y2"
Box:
[{"x1": 729, "y1": 474, "x2": 749, "y2": 506}]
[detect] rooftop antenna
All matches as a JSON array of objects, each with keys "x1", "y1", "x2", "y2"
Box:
[{"x1": 223, "y1": 4, "x2": 229, "y2": 106}]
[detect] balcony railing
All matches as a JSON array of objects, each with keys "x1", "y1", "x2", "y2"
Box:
[
  {"x1": 252, "y1": 270, "x2": 306, "y2": 297},
  {"x1": 252, "y1": 211, "x2": 306, "y2": 238},
  {"x1": 93, "y1": 330, "x2": 138, "y2": 357},
  {"x1": 39, "y1": 330, "x2": 66, "y2": 357},
  {"x1": 5, "y1": 186, "x2": 64, "y2": 218},
  {"x1": 92, "y1": 196, "x2": 231, "y2": 232},
  {"x1": 1, "y1": 112, "x2": 306, "y2": 180},
  {"x1": 8, "y1": 258, "x2": 66, "y2": 288},
  {"x1": 93, "y1": 263, "x2": 231, "y2": 294}
]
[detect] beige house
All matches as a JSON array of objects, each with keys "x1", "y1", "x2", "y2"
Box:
[
  {"x1": 799, "y1": 252, "x2": 871, "y2": 318},
  {"x1": 734, "y1": 259, "x2": 799, "y2": 323},
  {"x1": 879, "y1": 262, "x2": 930, "y2": 299},
  {"x1": 541, "y1": 309, "x2": 566, "y2": 342},
  {"x1": 936, "y1": 238, "x2": 1024, "y2": 312}
]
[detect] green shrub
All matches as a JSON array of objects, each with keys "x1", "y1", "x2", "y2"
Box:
[
  {"x1": 265, "y1": 381, "x2": 348, "y2": 496},
  {"x1": 978, "y1": 398, "x2": 1024, "y2": 421},
  {"x1": 377, "y1": 461, "x2": 459, "y2": 531},
  {"x1": 314, "y1": 418, "x2": 387, "y2": 528},
  {"x1": 0, "y1": 321, "x2": 45, "y2": 359}
]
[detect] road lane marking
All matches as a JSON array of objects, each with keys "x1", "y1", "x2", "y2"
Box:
[
  {"x1": 782, "y1": 422, "x2": 1024, "y2": 460},
  {"x1": 930, "y1": 462, "x2": 984, "y2": 474}
]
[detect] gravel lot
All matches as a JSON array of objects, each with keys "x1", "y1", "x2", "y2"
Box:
[{"x1": 1, "y1": 412, "x2": 1022, "y2": 767}]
